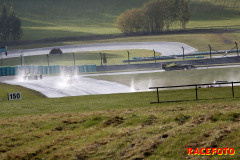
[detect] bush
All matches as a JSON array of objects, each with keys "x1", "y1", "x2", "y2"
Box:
[{"x1": 115, "y1": 0, "x2": 190, "y2": 34}]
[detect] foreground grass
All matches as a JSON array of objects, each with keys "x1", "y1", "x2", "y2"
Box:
[{"x1": 0, "y1": 82, "x2": 240, "y2": 159}]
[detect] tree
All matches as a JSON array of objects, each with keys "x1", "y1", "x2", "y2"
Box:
[
  {"x1": 8, "y1": 5, "x2": 22, "y2": 41},
  {"x1": 0, "y1": 1, "x2": 9, "y2": 42},
  {"x1": 179, "y1": 0, "x2": 190, "y2": 29},
  {"x1": 115, "y1": 0, "x2": 190, "y2": 34},
  {"x1": 142, "y1": 0, "x2": 166, "y2": 33},
  {"x1": 0, "y1": 2, "x2": 22, "y2": 42},
  {"x1": 116, "y1": 8, "x2": 146, "y2": 34},
  {"x1": 163, "y1": 0, "x2": 176, "y2": 31}
]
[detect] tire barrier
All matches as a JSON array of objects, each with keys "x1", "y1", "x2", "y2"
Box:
[
  {"x1": 38, "y1": 65, "x2": 60, "y2": 75},
  {"x1": 0, "y1": 67, "x2": 16, "y2": 76},
  {"x1": 78, "y1": 65, "x2": 97, "y2": 73},
  {"x1": 0, "y1": 65, "x2": 98, "y2": 76},
  {"x1": 60, "y1": 65, "x2": 78, "y2": 75},
  {"x1": 123, "y1": 56, "x2": 176, "y2": 63},
  {"x1": 17, "y1": 65, "x2": 38, "y2": 75}
]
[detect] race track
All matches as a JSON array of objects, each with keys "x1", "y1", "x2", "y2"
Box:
[
  {"x1": 2, "y1": 64, "x2": 240, "y2": 98},
  {"x1": 3, "y1": 75, "x2": 134, "y2": 98},
  {"x1": 0, "y1": 41, "x2": 199, "y2": 98},
  {"x1": 3, "y1": 42, "x2": 197, "y2": 58}
]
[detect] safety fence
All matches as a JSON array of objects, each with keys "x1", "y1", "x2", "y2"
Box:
[
  {"x1": 0, "y1": 65, "x2": 98, "y2": 76},
  {"x1": 149, "y1": 81, "x2": 240, "y2": 104}
]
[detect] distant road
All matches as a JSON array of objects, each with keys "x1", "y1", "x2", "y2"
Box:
[{"x1": 3, "y1": 42, "x2": 197, "y2": 59}]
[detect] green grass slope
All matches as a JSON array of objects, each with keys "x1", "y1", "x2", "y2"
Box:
[
  {"x1": 188, "y1": 0, "x2": 240, "y2": 27},
  {"x1": 0, "y1": 83, "x2": 240, "y2": 159},
  {"x1": 1, "y1": 0, "x2": 240, "y2": 40},
  {"x1": 2, "y1": 0, "x2": 148, "y2": 40}
]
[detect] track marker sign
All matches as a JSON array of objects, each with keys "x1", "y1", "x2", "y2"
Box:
[{"x1": 8, "y1": 92, "x2": 22, "y2": 101}]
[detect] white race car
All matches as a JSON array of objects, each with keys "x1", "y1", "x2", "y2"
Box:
[
  {"x1": 205, "y1": 80, "x2": 228, "y2": 88},
  {"x1": 24, "y1": 73, "x2": 43, "y2": 80}
]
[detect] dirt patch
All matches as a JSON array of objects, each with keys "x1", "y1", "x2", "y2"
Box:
[
  {"x1": 175, "y1": 114, "x2": 191, "y2": 125},
  {"x1": 53, "y1": 126, "x2": 64, "y2": 131},
  {"x1": 0, "y1": 148, "x2": 9, "y2": 153},
  {"x1": 187, "y1": 127, "x2": 233, "y2": 149},
  {"x1": 120, "y1": 135, "x2": 165, "y2": 159},
  {"x1": 142, "y1": 115, "x2": 157, "y2": 126},
  {"x1": 229, "y1": 112, "x2": 240, "y2": 121},
  {"x1": 75, "y1": 132, "x2": 128, "y2": 160},
  {"x1": 62, "y1": 119, "x2": 86, "y2": 125},
  {"x1": 192, "y1": 114, "x2": 212, "y2": 125},
  {"x1": 104, "y1": 116, "x2": 124, "y2": 127},
  {"x1": 75, "y1": 141, "x2": 107, "y2": 160}
]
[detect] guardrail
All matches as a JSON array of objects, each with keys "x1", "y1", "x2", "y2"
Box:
[{"x1": 149, "y1": 81, "x2": 240, "y2": 104}]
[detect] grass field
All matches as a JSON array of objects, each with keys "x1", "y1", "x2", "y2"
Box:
[
  {"x1": 4, "y1": 30, "x2": 240, "y2": 67},
  {"x1": 1, "y1": 0, "x2": 240, "y2": 41},
  {"x1": 7, "y1": 29, "x2": 240, "y2": 56},
  {"x1": 2, "y1": 49, "x2": 161, "y2": 66},
  {"x1": 0, "y1": 82, "x2": 240, "y2": 159}
]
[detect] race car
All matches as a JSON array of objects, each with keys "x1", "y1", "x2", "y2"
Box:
[
  {"x1": 59, "y1": 74, "x2": 78, "y2": 85},
  {"x1": 205, "y1": 80, "x2": 229, "y2": 88},
  {"x1": 24, "y1": 73, "x2": 43, "y2": 80},
  {"x1": 162, "y1": 63, "x2": 196, "y2": 71}
]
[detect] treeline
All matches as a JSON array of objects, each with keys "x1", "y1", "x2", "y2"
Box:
[
  {"x1": 116, "y1": 0, "x2": 190, "y2": 34},
  {"x1": 0, "y1": 1, "x2": 22, "y2": 43}
]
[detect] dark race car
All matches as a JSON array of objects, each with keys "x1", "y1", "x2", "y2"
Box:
[{"x1": 163, "y1": 63, "x2": 196, "y2": 71}]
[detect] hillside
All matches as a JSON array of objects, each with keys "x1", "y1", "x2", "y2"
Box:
[
  {"x1": 0, "y1": 83, "x2": 240, "y2": 159},
  {"x1": 1, "y1": 0, "x2": 240, "y2": 40}
]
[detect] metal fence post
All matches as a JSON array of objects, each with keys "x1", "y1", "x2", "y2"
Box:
[
  {"x1": 232, "y1": 82, "x2": 235, "y2": 98},
  {"x1": 47, "y1": 54, "x2": 49, "y2": 66},
  {"x1": 153, "y1": 49, "x2": 156, "y2": 63},
  {"x1": 235, "y1": 42, "x2": 239, "y2": 56},
  {"x1": 127, "y1": 51, "x2": 130, "y2": 65},
  {"x1": 20, "y1": 50, "x2": 24, "y2": 66},
  {"x1": 0, "y1": 52, "x2": 3, "y2": 66},
  {"x1": 100, "y1": 52, "x2": 102, "y2": 66},
  {"x1": 157, "y1": 88, "x2": 160, "y2": 103},
  {"x1": 195, "y1": 85, "x2": 198, "y2": 100},
  {"x1": 208, "y1": 44, "x2": 212, "y2": 59},
  {"x1": 182, "y1": 46, "x2": 185, "y2": 61},
  {"x1": 73, "y1": 52, "x2": 76, "y2": 66}
]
